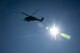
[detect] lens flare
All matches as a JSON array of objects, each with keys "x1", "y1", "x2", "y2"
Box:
[{"x1": 60, "y1": 33, "x2": 71, "y2": 40}]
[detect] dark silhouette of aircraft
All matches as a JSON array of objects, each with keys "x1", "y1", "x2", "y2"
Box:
[{"x1": 21, "y1": 9, "x2": 44, "y2": 22}]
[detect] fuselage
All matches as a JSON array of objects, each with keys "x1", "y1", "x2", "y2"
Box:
[{"x1": 25, "y1": 16, "x2": 40, "y2": 22}]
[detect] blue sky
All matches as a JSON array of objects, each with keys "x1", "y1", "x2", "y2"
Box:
[{"x1": 1, "y1": 0, "x2": 80, "y2": 53}]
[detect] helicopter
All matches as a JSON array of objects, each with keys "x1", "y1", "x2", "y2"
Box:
[{"x1": 21, "y1": 9, "x2": 44, "y2": 22}]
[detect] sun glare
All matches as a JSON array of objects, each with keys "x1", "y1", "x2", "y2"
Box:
[{"x1": 49, "y1": 24, "x2": 59, "y2": 40}]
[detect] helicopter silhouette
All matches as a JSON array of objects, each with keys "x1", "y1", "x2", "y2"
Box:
[{"x1": 21, "y1": 9, "x2": 44, "y2": 22}]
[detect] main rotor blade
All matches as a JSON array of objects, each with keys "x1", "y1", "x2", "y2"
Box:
[
  {"x1": 21, "y1": 12, "x2": 30, "y2": 16},
  {"x1": 31, "y1": 9, "x2": 39, "y2": 15}
]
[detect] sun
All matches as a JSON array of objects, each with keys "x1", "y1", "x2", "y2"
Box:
[
  {"x1": 49, "y1": 24, "x2": 59, "y2": 40},
  {"x1": 46, "y1": 23, "x2": 71, "y2": 40}
]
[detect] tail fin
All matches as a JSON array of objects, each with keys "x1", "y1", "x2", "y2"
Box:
[{"x1": 40, "y1": 17, "x2": 44, "y2": 22}]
